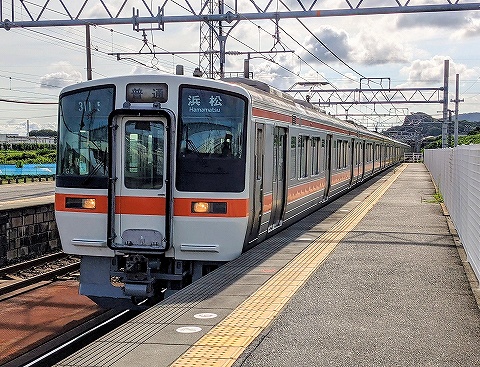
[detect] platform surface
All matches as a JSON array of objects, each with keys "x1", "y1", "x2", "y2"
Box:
[{"x1": 55, "y1": 164, "x2": 480, "y2": 367}]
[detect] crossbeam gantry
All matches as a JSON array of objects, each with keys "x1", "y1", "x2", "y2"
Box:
[{"x1": 1, "y1": 0, "x2": 480, "y2": 30}]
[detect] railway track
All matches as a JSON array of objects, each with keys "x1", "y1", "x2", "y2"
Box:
[
  {"x1": 0, "y1": 252, "x2": 80, "y2": 298},
  {"x1": 0, "y1": 253, "x2": 140, "y2": 367},
  {"x1": 2, "y1": 308, "x2": 137, "y2": 367}
]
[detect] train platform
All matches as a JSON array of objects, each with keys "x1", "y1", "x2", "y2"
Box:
[{"x1": 55, "y1": 163, "x2": 480, "y2": 367}]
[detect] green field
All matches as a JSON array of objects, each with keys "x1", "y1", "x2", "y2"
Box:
[
  {"x1": 423, "y1": 133, "x2": 480, "y2": 149},
  {"x1": 0, "y1": 145, "x2": 56, "y2": 166}
]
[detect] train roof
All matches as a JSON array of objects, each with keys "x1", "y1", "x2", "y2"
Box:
[
  {"x1": 58, "y1": 74, "x2": 408, "y2": 147},
  {"x1": 59, "y1": 73, "x2": 246, "y2": 96},
  {"x1": 223, "y1": 78, "x2": 364, "y2": 136},
  {"x1": 222, "y1": 77, "x2": 408, "y2": 147}
]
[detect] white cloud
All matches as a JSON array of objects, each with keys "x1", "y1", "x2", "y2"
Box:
[
  {"x1": 452, "y1": 16, "x2": 480, "y2": 39},
  {"x1": 396, "y1": 13, "x2": 466, "y2": 29},
  {"x1": 352, "y1": 32, "x2": 411, "y2": 65},
  {"x1": 40, "y1": 62, "x2": 83, "y2": 88},
  {"x1": 129, "y1": 64, "x2": 171, "y2": 75},
  {"x1": 253, "y1": 57, "x2": 296, "y2": 88},
  {"x1": 396, "y1": 13, "x2": 480, "y2": 40},
  {"x1": 302, "y1": 26, "x2": 351, "y2": 64},
  {"x1": 299, "y1": 25, "x2": 411, "y2": 67},
  {"x1": 399, "y1": 56, "x2": 479, "y2": 87}
]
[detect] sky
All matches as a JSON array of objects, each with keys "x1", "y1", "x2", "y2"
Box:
[{"x1": 1, "y1": 0, "x2": 480, "y2": 134}]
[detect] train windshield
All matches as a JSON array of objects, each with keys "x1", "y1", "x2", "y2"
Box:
[
  {"x1": 177, "y1": 86, "x2": 247, "y2": 192},
  {"x1": 56, "y1": 86, "x2": 114, "y2": 188}
]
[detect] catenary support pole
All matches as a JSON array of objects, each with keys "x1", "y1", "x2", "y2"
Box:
[
  {"x1": 442, "y1": 60, "x2": 449, "y2": 148},
  {"x1": 86, "y1": 25, "x2": 92, "y2": 81}
]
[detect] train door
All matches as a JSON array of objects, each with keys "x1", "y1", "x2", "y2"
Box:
[
  {"x1": 246, "y1": 123, "x2": 265, "y2": 243},
  {"x1": 268, "y1": 126, "x2": 287, "y2": 231},
  {"x1": 109, "y1": 115, "x2": 171, "y2": 253},
  {"x1": 323, "y1": 134, "x2": 333, "y2": 200}
]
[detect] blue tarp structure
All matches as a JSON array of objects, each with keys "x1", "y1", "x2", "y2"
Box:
[{"x1": 0, "y1": 163, "x2": 55, "y2": 177}]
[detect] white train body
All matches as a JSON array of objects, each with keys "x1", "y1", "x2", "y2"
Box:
[{"x1": 55, "y1": 74, "x2": 409, "y2": 307}]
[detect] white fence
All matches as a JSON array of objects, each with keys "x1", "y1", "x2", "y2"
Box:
[{"x1": 424, "y1": 146, "x2": 480, "y2": 282}]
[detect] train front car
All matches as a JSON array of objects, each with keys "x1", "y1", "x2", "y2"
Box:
[{"x1": 55, "y1": 75, "x2": 251, "y2": 307}]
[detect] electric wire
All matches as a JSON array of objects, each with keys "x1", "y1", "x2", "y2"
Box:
[
  {"x1": 2, "y1": 0, "x2": 449, "y2": 131},
  {"x1": 275, "y1": 0, "x2": 401, "y2": 130},
  {"x1": 215, "y1": 6, "x2": 384, "y2": 128}
]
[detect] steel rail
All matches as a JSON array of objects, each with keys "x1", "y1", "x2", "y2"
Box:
[
  {"x1": 0, "y1": 261, "x2": 80, "y2": 296},
  {"x1": 1, "y1": 309, "x2": 136, "y2": 367},
  {"x1": 0, "y1": 252, "x2": 68, "y2": 278}
]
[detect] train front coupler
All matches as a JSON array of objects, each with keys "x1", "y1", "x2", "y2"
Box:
[{"x1": 122, "y1": 254, "x2": 157, "y2": 302}]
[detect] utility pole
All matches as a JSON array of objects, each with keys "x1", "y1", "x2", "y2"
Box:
[
  {"x1": 451, "y1": 74, "x2": 464, "y2": 147},
  {"x1": 86, "y1": 25, "x2": 92, "y2": 80},
  {"x1": 442, "y1": 59, "x2": 449, "y2": 148}
]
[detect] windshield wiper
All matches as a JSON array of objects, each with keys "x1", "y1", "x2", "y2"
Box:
[{"x1": 81, "y1": 148, "x2": 108, "y2": 186}]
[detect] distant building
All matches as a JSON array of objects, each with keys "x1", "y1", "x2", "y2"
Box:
[{"x1": 0, "y1": 134, "x2": 55, "y2": 145}]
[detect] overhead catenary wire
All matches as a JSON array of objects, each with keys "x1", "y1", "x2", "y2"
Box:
[
  {"x1": 216, "y1": 7, "x2": 384, "y2": 128},
  {"x1": 1, "y1": 0, "x2": 441, "y2": 132},
  {"x1": 0, "y1": 98, "x2": 57, "y2": 105}
]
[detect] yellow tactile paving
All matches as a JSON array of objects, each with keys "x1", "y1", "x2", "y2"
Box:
[
  {"x1": 238, "y1": 301, "x2": 285, "y2": 312},
  {"x1": 227, "y1": 308, "x2": 277, "y2": 320},
  {"x1": 171, "y1": 357, "x2": 235, "y2": 367},
  {"x1": 219, "y1": 317, "x2": 272, "y2": 329},
  {"x1": 209, "y1": 325, "x2": 262, "y2": 337},
  {"x1": 197, "y1": 335, "x2": 256, "y2": 347},
  {"x1": 172, "y1": 164, "x2": 407, "y2": 367},
  {"x1": 181, "y1": 345, "x2": 245, "y2": 359}
]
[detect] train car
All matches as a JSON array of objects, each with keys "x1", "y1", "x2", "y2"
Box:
[{"x1": 55, "y1": 74, "x2": 409, "y2": 307}]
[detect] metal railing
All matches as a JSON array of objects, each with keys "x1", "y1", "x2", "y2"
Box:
[
  {"x1": 424, "y1": 146, "x2": 480, "y2": 282},
  {"x1": 404, "y1": 152, "x2": 423, "y2": 162}
]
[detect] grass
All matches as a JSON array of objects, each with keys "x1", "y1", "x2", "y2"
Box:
[{"x1": 425, "y1": 190, "x2": 444, "y2": 204}]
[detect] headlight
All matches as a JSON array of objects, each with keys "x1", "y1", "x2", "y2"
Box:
[
  {"x1": 65, "y1": 197, "x2": 96, "y2": 209},
  {"x1": 191, "y1": 201, "x2": 227, "y2": 214}
]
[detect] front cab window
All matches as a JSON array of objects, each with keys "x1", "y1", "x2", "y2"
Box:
[
  {"x1": 56, "y1": 86, "x2": 114, "y2": 188},
  {"x1": 176, "y1": 86, "x2": 248, "y2": 193}
]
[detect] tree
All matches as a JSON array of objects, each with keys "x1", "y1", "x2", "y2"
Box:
[{"x1": 29, "y1": 129, "x2": 57, "y2": 137}]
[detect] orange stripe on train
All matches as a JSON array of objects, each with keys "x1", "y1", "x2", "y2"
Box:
[
  {"x1": 55, "y1": 194, "x2": 248, "y2": 217},
  {"x1": 287, "y1": 177, "x2": 326, "y2": 203},
  {"x1": 116, "y1": 196, "x2": 166, "y2": 215}
]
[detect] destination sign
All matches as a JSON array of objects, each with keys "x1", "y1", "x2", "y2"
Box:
[{"x1": 126, "y1": 83, "x2": 168, "y2": 103}]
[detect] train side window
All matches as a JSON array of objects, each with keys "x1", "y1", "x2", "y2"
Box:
[
  {"x1": 366, "y1": 143, "x2": 373, "y2": 162},
  {"x1": 273, "y1": 133, "x2": 278, "y2": 183},
  {"x1": 298, "y1": 135, "x2": 308, "y2": 178},
  {"x1": 290, "y1": 136, "x2": 297, "y2": 179},
  {"x1": 333, "y1": 140, "x2": 337, "y2": 169},
  {"x1": 255, "y1": 127, "x2": 264, "y2": 181},
  {"x1": 335, "y1": 140, "x2": 343, "y2": 169},
  {"x1": 343, "y1": 140, "x2": 348, "y2": 168},
  {"x1": 311, "y1": 137, "x2": 321, "y2": 176},
  {"x1": 273, "y1": 128, "x2": 286, "y2": 182},
  {"x1": 321, "y1": 139, "x2": 326, "y2": 172},
  {"x1": 353, "y1": 142, "x2": 357, "y2": 165},
  {"x1": 338, "y1": 140, "x2": 342, "y2": 169}
]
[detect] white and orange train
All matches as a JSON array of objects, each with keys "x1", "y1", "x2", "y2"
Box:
[{"x1": 55, "y1": 74, "x2": 409, "y2": 307}]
